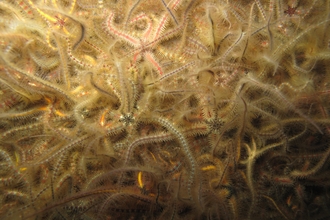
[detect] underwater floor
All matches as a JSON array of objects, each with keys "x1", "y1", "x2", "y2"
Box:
[{"x1": 0, "y1": 0, "x2": 330, "y2": 219}]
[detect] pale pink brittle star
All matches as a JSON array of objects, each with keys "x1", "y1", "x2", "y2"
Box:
[{"x1": 104, "y1": 0, "x2": 183, "y2": 76}]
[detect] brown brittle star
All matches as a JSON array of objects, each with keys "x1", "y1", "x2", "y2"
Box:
[{"x1": 284, "y1": 5, "x2": 297, "y2": 17}]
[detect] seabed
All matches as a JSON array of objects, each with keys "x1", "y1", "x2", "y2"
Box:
[{"x1": 0, "y1": 0, "x2": 330, "y2": 219}]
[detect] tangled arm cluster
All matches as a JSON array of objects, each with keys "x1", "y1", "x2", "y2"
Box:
[{"x1": 0, "y1": 0, "x2": 330, "y2": 219}]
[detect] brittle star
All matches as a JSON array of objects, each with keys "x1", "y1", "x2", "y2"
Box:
[
  {"x1": 104, "y1": 2, "x2": 182, "y2": 76},
  {"x1": 284, "y1": 5, "x2": 297, "y2": 17}
]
